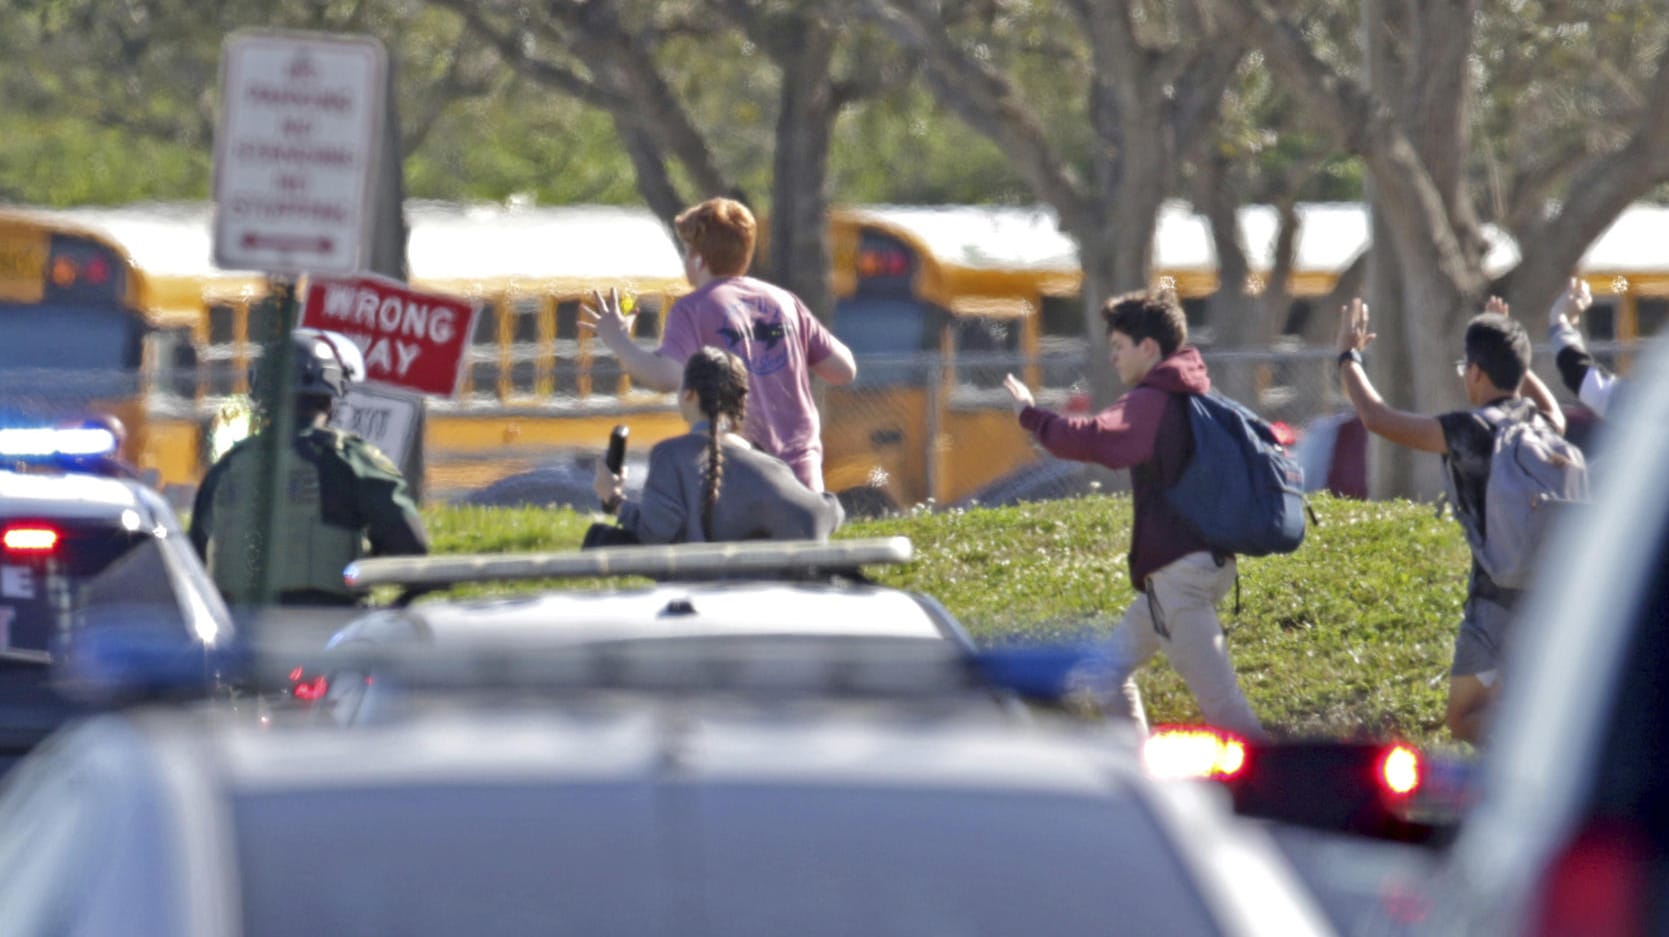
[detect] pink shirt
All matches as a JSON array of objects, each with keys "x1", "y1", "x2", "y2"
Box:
[{"x1": 657, "y1": 276, "x2": 838, "y2": 490}]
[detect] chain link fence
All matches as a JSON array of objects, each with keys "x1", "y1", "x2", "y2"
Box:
[{"x1": 4, "y1": 337, "x2": 1643, "y2": 513}]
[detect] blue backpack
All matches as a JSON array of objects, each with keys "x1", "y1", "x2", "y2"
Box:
[{"x1": 1163, "y1": 392, "x2": 1309, "y2": 556}]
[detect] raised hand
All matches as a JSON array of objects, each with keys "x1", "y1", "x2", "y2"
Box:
[
  {"x1": 1002, "y1": 372, "x2": 1035, "y2": 415},
  {"x1": 1550, "y1": 277, "x2": 1593, "y2": 329},
  {"x1": 578, "y1": 287, "x2": 636, "y2": 342},
  {"x1": 1336, "y1": 298, "x2": 1377, "y2": 354}
]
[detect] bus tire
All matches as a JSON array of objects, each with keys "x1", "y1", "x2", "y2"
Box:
[{"x1": 837, "y1": 485, "x2": 900, "y2": 519}]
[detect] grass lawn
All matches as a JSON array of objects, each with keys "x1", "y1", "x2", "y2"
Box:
[{"x1": 421, "y1": 493, "x2": 1472, "y2": 747}]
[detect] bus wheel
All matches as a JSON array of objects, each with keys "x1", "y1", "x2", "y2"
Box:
[{"x1": 837, "y1": 485, "x2": 900, "y2": 519}]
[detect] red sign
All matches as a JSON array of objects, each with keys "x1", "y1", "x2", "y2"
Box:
[{"x1": 300, "y1": 273, "x2": 480, "y2": 396}]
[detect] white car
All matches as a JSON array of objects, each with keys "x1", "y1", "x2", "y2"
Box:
[
  {"x1": 1416, "y1": 336, "x2": 1669, "y2": 935},
  {"x1": 305, "y1": 538, "x2": 981, "y2": 721},
  {"x1": 0, "y1": 657, "x2": 1339, "y2": 937}
]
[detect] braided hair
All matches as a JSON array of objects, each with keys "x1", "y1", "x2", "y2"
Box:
[{"x1": 682, "y1": 347, "x2": 749, "y2": 540}]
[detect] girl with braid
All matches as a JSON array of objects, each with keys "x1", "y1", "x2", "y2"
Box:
[{"x1": 593, "y1": 348, "x2": 844, "y2": 544}]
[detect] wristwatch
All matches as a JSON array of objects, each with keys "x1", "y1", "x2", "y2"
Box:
[{"x1": 1337, "y1": 348, "x2": 1364, "y2": 368}]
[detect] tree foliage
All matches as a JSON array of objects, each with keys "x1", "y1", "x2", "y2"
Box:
[{"x1": 1212, "y1": 0, "x2": 1669, "y2": 495}]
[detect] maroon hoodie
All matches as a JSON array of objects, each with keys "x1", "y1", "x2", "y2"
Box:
[{"x1": 1018, "y1": 346, "x2": 1216, "y2": 589}]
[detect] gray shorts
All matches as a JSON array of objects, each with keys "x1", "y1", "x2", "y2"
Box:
[{"x1": 1451, "y1": 596, "x2": 1513, "y2": 678}]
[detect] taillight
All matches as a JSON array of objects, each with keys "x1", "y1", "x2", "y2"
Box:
[
  {"x1": 1529, "y1": 820, "x2": 1650, "y2": 937},
  {"x1": 2, "y1": 526, "x2": 59, "y2": 553},
  {"x1": 1378, "y1": 743, "x2": 1422, "y2": 798},
  {"x1": 288, "y1": 666, "x2": 330, "y2": 703},
  {"x1": 1143, "y1": 726, "x2": 1249, "y2": 781}
]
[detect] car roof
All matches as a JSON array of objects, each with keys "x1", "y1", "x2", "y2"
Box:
[
  {"x1": 156, "y1": 699, "x2": 1130, "y2": 794},
  {"x1": 21, "y1": 688, "x2": 1334, "y2": 937},
  {"x1": 0, "y1": 468, "x2": 169, "y2": 529},
  {"x1": 335, "y1": 579, "x2": 966, "y2": 651}
]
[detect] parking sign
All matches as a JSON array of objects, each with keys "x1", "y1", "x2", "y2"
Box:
[{"x1": 213, "y1": 31, "x2": 386, "y2": 275}]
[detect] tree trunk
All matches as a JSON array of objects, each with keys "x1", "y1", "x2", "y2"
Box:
[
  {"x1": 1261, "y1": 200, "x2": 1298, "y2": 344},
  {"x1": 767, "y1": 20, "x2": 837, "y2": 323},
  {"x1": 1197, "y1": 157, "x2": 1259, "y2": 405},
  {"x1": 1074, "y1": 178, "x2": 1161, "y2": 407}
]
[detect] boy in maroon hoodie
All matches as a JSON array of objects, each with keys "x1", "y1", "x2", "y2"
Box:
[{"x1": 1003, "y1": 290, "x2": 1265, "y2": 740}]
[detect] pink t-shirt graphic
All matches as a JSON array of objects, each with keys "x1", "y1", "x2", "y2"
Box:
[{"x1": 657, "y1": 276, "x2": 838, "y2": 491}]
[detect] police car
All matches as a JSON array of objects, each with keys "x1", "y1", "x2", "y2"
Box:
[
  {"x1": 0, "y1": 424, "x2": 231, "y2": 771},
  {"x1": 0, "y1": 635, "x2": 1340, "y2": 937},
  {"x1": 302, "y1": 538, "x2": 989, "y2": 722}
]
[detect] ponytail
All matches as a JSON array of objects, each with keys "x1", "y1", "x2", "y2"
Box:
[
  {"x1": 701, "y1": 401, "x2": 723, "y2": 541},
  {"x1": 683, "y1": 348, "x2": 749, "y2": 541}
]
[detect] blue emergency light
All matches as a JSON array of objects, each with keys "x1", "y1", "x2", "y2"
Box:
[{"x1": 0, "y1": 426, "x2": 119, "y2": 459}]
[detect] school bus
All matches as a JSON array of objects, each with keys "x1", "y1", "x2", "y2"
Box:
[
  {"x1": 82, "y1": 202, "x2": 1085, "y2": 508},
  {"x1": 0, "y1": 210, "x2": 204, "y2": 491},
  {"x1": 28, "y1": 200, "x2": 1667, "y2": 509}
]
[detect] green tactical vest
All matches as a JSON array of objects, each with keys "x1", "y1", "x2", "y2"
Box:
[{"x1": 207, "y1": 431, "x2": 363, "y2": 604}]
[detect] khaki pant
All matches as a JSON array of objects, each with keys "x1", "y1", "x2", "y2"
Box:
[{"x1": 1103, "y1": 551, "x2": 1265, "y2": 740}]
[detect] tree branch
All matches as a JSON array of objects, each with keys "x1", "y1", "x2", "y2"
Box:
[
  {"x1": 433, "y1": 0, "x2": 623, "y2": 109},
  {"x1": 856, "y1": 0, "x2": 1090, "y2": 230},
  {"x1": 1211, "y1": 0, "x2": 1487, "y2": 298}
]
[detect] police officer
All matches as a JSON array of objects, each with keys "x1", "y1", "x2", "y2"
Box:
[{"x1": 189, "y1": 331, "x2": 428, "y2": 606}]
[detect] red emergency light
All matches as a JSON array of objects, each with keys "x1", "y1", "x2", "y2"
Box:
[{"x1": 2, "y1": 526, "x2": 60, "y2": 554}]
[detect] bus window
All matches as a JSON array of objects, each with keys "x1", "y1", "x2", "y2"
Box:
[
  {"x1": 952, "y1": 316, "x2": 1019, "y2": 389},
  {"x1": 853, "y1": 231, "x2": 917, "y2": 299},
  {"x1": 832, "y1": 296, "x2": 941, "y2": 387},
  {"x1": 1182, "y1": 294, "x2": 1214, "y2": 346},
  {"x1": 1282, "y1": 299, "x2": 1316, "y2": 336},
  {"x1": 0, "y1": 305, "x2": 144, "y2": 401},
  {"x1": 1586, "y1": 302, "x2": 1618, "y2": 341},
  {"x1": 1039, "y1": 294, "x2": 1084, "y2": 338},
  {"x1": 1638, "y1": 299, "x2": 1668, "y2": 337}
]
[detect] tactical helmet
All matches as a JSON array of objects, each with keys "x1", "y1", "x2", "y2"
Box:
[{"x1": 291, "y1": 332, "x2": 350, "y2": 398}]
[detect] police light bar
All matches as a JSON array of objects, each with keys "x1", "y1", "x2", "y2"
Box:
[
  {"x1": 0, "y1": 426, "x2": 118, "y2": 458},
  {"x1": 343, "y1": 537, "x2": 915, "y2": 589}
]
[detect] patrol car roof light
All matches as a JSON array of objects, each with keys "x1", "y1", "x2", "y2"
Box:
[
  {"x1": 343, "y1": 537, "x2": 916, "y2": 590},
  {"x1": 0, "y1": 426, "x2": 118, "y2": 459}
]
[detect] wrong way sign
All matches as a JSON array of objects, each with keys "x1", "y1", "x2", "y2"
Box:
[
  {"x1": 300, "y1": 272, "x2": 481, "y2": 396},
  {"x1": 213, "y1": 31, "x2": 386, "y2": 275}
]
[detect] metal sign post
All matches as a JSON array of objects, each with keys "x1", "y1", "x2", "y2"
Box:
[{"x1": 249, "y1": 279, "x2": 300, "y2": 608}]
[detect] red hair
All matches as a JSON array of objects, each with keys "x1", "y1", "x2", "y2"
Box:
[{"x1": 674, "y1": 198, "x2": 756, "y2": 277}]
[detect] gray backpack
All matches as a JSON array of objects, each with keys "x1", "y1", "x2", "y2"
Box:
[{"x1": 1448, "y1": 403, "x2": 1588, "y2": 590}]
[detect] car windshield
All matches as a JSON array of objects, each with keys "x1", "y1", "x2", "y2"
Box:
[
  {"x1": 0, "y1": 523, "x2": 185, "y2": 652},
  {"x1": 234, "y1": 781, "x2": 1221, "y2": 937}
]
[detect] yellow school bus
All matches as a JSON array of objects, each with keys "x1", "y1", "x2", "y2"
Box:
[
  {"x1": 0, "y1": 209, "x2": 204, "y2": 491},
  {"x1": 31, "y1": 200, "x2": 1666, "y2": 509},
  {"x1": 405, "y1": 205, "x2": 1085, "y2": 508}
]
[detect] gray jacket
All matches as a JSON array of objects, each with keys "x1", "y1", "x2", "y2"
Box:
[{"x1": 617, "y1": 432, "x2": 844, "y2": 544}]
